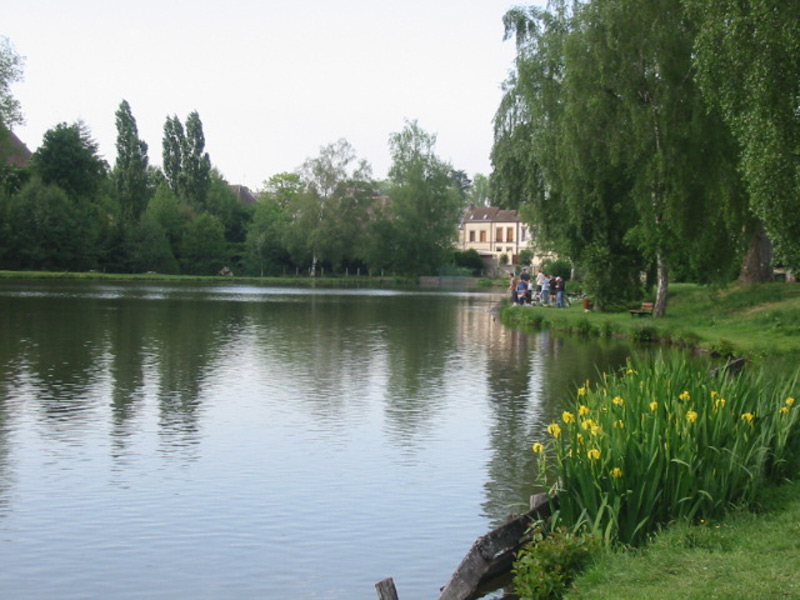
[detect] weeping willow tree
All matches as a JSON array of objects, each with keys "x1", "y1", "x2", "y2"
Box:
[
  {"x1": 688, "y1": 0, "x2": 800, "y2": 278},
  {"x1": 493, "y1": 0, "x2": 747, "y2": 315}
]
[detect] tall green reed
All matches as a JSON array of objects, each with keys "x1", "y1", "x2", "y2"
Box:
[{"x1": 532, "y1": 355, "x2": 800, "y2": 546}]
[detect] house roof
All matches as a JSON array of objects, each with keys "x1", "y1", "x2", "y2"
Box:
[
  {"x1": 0, "y1": 129, "x2": 32, "y2": 168},
  {"x1": 462, "y1": 206, "x2": 520, "y2": 224},
  {"x1": 230, "y1": 184, "x2": 257, "y2": 206}
]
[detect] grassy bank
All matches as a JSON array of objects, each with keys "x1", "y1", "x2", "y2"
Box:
[
  {"x1": 506, "y1": 281, "x2": 800, "y2": 600},
  {"x1": 566, "y1": 479, "x2": 800, "y2": 599},
  {"x1": 502, "y1": 282, "x2": 800, "y2": 359}
]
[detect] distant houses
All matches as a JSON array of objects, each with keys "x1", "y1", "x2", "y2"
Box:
[
  {"x1": 0, "y1": 128, "x2": 32, "y2": 168},
  {"x1": 457, "y1": 205, "x2": 553, "y2": 275}
]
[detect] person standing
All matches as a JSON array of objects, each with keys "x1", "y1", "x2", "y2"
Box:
[
  {"x1": 541, "y1": 274, "x2": 551, "y2": 305},
  {"x1": 508, "y1": 272, "x2": 518, "y2": 304},
  {"x1": 535, "y1": 268, "x2": 546, "y2": 294},
  {"x1": 555, "y1": 276, "x2": 566, "y2": 308}
]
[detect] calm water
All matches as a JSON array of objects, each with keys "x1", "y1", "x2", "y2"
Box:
[{"x1": 0, "y1": 280, "x2": 643, "y2": 599}]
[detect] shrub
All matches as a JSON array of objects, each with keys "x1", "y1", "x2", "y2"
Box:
[
  {"x1": 599, "y1": 320, "x2": 616, "y2": 338},
  {"x1": 630, "y1": 325, "x2": 658, "y2": 343},
  {"x1": 574, "y1": 318, "x2": 595, "y2": 337},
  {"x1": 513, "y1": 525, "x2": 601, "y2": 600},
  {"x1": 452, "y1": 249, "x2": 484, "y2": 276},
  {"x1": 540, "y1": 258, "x2": 572, "y2": 281}
]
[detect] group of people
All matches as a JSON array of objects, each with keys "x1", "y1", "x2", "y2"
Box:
[{"x1": 509, "y1": 267, "x2": 567, "y2": 308}]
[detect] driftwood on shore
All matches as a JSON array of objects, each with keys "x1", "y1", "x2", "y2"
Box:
[
  {"x1": 375, "y1": 493, "x2": 558, "y2": 600},
  {"x1": 709, "y1": 357, "x2": 746, "y2": 378},
  {"x1": 436, "y1": 492, "x2": 557, "y2": 600}
]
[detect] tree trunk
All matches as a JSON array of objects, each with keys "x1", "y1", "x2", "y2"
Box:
[
  {"x1": 653, "y1": 249, "x2": 669, "y2": 318},
  {"x1": 738, "y1": 220, "x2": 773, "y2": 284}
]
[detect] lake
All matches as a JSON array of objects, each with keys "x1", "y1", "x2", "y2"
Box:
[{"x1": 0, "y1": 280, "x2": 645, "y2": 599}]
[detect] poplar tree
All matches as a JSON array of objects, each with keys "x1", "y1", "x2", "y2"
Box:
[
  {"x1": 161, "y1": 112, "x2": 211, "y2": 210},
  {"x1": 182, "y1": 111, "x2": 211, "y2": 210},
  {"x1": 162, "y1": 115, "x2": 184, "y2": 196},
  {"x1": 113, "y1": 99, "x2": 150, "y2": 222}
]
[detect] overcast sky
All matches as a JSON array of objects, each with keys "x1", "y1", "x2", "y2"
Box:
[{"x1": 5, "y1": 1, "x2": 542, "y2": 189}]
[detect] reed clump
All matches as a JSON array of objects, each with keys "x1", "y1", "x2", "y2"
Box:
[{"x1": 531, "y1": 356, "x2": 800, "y2": 546}]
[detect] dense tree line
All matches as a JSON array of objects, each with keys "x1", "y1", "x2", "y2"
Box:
[
  {"x1": 492, "y1": 0, "x2": 799, "y2": 315},
  {"x1": 0, "y1": 34, "x2": 475, "y2": 278}
]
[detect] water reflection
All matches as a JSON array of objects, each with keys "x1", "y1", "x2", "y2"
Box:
[{"x1": 0, "y1": 281, "x2": 667, "y2": 599}]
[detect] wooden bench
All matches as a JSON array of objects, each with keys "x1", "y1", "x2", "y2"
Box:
[{"x1": 630, "y1": 302, "x2": 654, "y2": 317}]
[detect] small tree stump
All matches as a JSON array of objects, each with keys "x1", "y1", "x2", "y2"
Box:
[{"x1": 375, "y1": 577, "x2": 400, "y2": 600}]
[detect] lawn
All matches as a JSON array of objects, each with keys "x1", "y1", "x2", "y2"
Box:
[
  {"x1": 503, "y1": 282, "x2": 800, "y2": 358},
  {"x1": 567, "y1": 479, "x2": 800, "y2": 600}
]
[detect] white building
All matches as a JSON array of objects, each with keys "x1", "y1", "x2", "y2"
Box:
[{"x1": 457, "y1": 206, "x2": 553, "y2": 275}]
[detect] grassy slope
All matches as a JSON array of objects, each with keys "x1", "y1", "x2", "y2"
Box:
[
  {"x1": 567, "y1": 479, "x2": 800, "y2": 600},
  {"x1": 503, "y1": 282, "x2": 800, "y2": 359}
]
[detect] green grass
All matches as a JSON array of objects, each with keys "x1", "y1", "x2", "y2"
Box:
[
  {"x1": 0, "y1": 269, "x2": 418, "y2": 287},
  {"x1": 502, "y1": 282, "x2": 800, "y2": 359},
  {"x1": 566, "y1": 479, "x2": 800, "y2": 600}
]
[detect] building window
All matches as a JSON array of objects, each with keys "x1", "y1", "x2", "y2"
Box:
[
  {"x1": 469, "y1": 230, "x2": 475, "y2": 242},
  {"x1": 496, "y1": 229, "x2": 503, "y2": 242},
  {"x1": 479, "y1": 230, "x2": 487, "y2": 243},
  {"x1": 506, "y1": 227, "x2": 514, "y2": 242}
]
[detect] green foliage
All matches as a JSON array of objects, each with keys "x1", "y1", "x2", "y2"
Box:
[
  {"x1": 121, "y1": 216, "x2": 179, "y2": 274},
  {"x1": 0, "y1": 36, "x2": 24, "y2": 127},
  {"x1": 629, "y1": 326, "x2": 658, "y2": 343},
  {"x1": 453, "y1": 249, "x2": 484, "y2": 276},
  {"x1": 689, "y1": 0, "x2": 800, "y2": 270},
  {"x1": 182, "y1": 111, "x2": 211, "y2": 209},
  {"x1": 519, "y1": 248, "x2": 534, "y2": 267},
  {"x1": 494, "y1": 0, "x2": 748, "y2": 315},
  {"x1": 162, "y1": 115, "x2": 184, "y2": 196},
  {"x1": 467, "y1": 173, "x2": 491, "y2": 206},
  {"x1": 513, "y1": 525, "x2": 601, "y2": 600},
  {"x1": 162, "y1": 112, "x2": 211, "y2": 210},
  {"x1": 32, "y1": 121, "x2": 107, "y2": 201},
  {"x1": 532, "y1": 357, "x2": 800, "y2": 546},
  {"x1": 382, "y1": 120, "x2": 466, "y2": 276},
  {"x1": 145, "y1": 183, "x2": 189, "y2": 252},
  {"x1": 180, "y1": 213, "x2": 226, "y2": 275},
  {"x1": 541, "y1": 258, "x2": 571, "y2": 281},
  {"x1": 286, "y1": 139, "x2": 375, "y2": 274},
  {"x1": 112, "y1": 99, "x2": 151, "y2": 222},
  {"x1": 1, "y1": 177, "x2": 101, "y2": 270},
  {"x1": 206, "y1": 170, "x2": 252, "y2": 243},
  {"x1": 244, "y1": 195, "x2": 290, "y2": 276}
]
